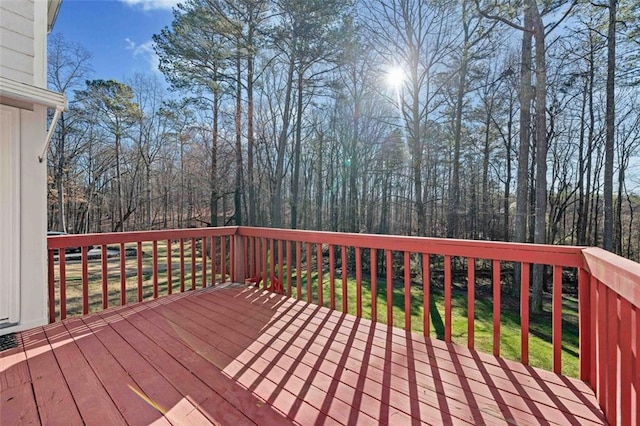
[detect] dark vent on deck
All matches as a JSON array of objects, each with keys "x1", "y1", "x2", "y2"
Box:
[{"x1": 0, "y1": 333, "x2": 18, "y2": 352}]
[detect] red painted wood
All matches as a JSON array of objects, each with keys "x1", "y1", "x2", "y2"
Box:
[
  {"x1": 202, "y1": 236, "x2": 208, "y2": 287},
  {"x1": 42, "y1": 323, "x2": 127, "y2": 424},
  {"x1": 60, "y1": 251, "x2": 67, "y2": 320},
  {"x1": 120, "y1": 242, "x2": 127, "y2": 303},
  {"x1": 48, "y1": 250, "x2": 55, "y2": 322},
  {"x1": 306, "y1": 242, "x2": 312, "y2": 303},
  {"x1": 22, "y1": 328, "x2": 83, "y2": 424},
  {"x1": 279, "y1": 240, "x2": 284, "y2": 295},
  {"x1": 102, "y1": 245, "x2": 109, "y2": 308},
  {"x1": 606, "y1": 289, "x2": 618, "y2": 424},
  {"x1": 444, "y1": 255, "x2": 452, "y2": 342},
  {"x1": 620, "y1": 300, "x2": 632, "y2": 426},
  {"x1": 137, "y1": 241, "x2": 144, "y2": 301},
  {"x1": 552, "y1": 265, "x2": 562, "y2": 374},
  {"x1": 1, "y1": 383, "x2": 40, "y2": 424},
  {"x1": 23, "y1": 284, "x2": 610, "y2": 426},
  {"x1": 221, "y1": 236, "x2": 227, "y2": 283},
  {"x1": 230, "y1": 236, "x2": 236, "y2": 283},
  {"x1": 152, "y1": 240, "x2": 159, "y2": 298},
  {"x1": 190, "y1": 238, "x2": 196, "y2": 290},
  {"x1": 493, "y1": 259, "x2": 500, "y2": 357},
  {"x1": 467, "y1": 257, "x2": 475, "y2": 350},
  {"x1": 287, "y1": 240, "x2": 293, "y2": 297},
  {"x1": 179, "y1": 239, "x2": 185, "y2": 293},
  {"x1": 263, "y1": 238, "x2": 268, "y2": 290},
  {"x1": 317, "y1": 243, "x2": 323, "y2": 307},
  {"x1": 590, "y1": 275, "x2": 597, "y2": 390},
  {"x1": 578, "y1": 268, "x2": 590, "y2": 382},
  {"x1": 191, "y1": 290, "x2": 604, "y2": 416},
  {"x1": 521, "y1": 263, "x2": 530, "y2": 366},
  {"x1": 423, "y1": 253, "x2": 430, "y2": 337},
  {"x1": 356, "y1": 247, "x2": 362, "y2": 318},
  {"x1": 167, "y1": 240, "x2": 173, "y2": 295},
  {"x1": 341, "y1": 246, "x2": 348, "y2": 314},
  {"x1": 404, "y1": 251, "x2": 411, "y2": 331},
  {"x1": 248, "y1": 237, "x2": 254, "y2": 278},
  {"x1": 386, "y1": 250, "x2": 392, "y2": 326},
  {"x1": 635, "y1": 306, "x2": 639, "y2": 425},
  {"x1": 91, "y1": 313, "x2": 213, "y2": 424},
  {"x1": 583, "y1": 247, "x2": 640, "y2": 308},
  {"x1": 182, "y1": 286, "x2": 602, "y2": 424},
  {"x1": 212, "y1": 236, "x2": 217, "y2": 285},
  {"x1": 270, "y1": 239, "x2": 275, "y2": 290},
  {"x1": 330, "y1": 245, "x2": 335, "y2": 310},
  {"x1": 67, "y1": 318, "x2": 170, "y2": 425},
  {"x1": 244, "y1": 237, "x2": 250, "y2": 282},
  {"x1": 135, "y1": 323, "x2": 292, "y2": 424},
  {"x1": 597, "y1": 280, "x2": 606, "y2": 405},
  {"x1": 235, "y1": 226, "x2": 585, "y2": 268},
  {"x1": 48, "y1": 227, "x2": 237, "y2": 249},
  {"x1": 82, "y1": 246, "x2": 89, "y2": 315},
  {"x1": 296, "y1": 242, "x2": 302, "y2": 300},
  {"x1": 214, "y1": 236, "x2": 220, "y2": 283},
  {"x1": 371, "y1": 248, "x2": 377, "y2": 323}
]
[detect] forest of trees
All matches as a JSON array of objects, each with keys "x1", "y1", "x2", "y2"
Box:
[{"x1": 47, "y1": 0, "x2": 640, "y2": 263}]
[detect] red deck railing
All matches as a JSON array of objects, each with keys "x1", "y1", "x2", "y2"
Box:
[{"x1": 47, "y1": 226, "x2": 639, "y2": 425}]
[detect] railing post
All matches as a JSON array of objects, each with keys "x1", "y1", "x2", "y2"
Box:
[
  {"x1": 578, "y1": 268, "x2": 591, "y2": 384},
  {"x1": 234, "y1": 233, "x2": 245, "y2": 283}
]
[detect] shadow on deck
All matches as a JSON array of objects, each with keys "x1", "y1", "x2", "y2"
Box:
[{"x1": 1, "y1": 284, "x2": 605, "y2": 425}]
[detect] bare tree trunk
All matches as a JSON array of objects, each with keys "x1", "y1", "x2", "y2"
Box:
[
  {"x1": 531, "y1": 2, "x2": 548, "y2": 313},
  {"x1": 316, "y1": 127, "x2": 324, "y2": 230},
  {"x1": 515, "y1": 6, "x2": 533, "y2": 247},
  {"x1": 115, "y1": 133, "x2": 124, "y2": 232},
  {"x1": 291, "y1": 68, "x2": 304, "y2": 229},
  {"x1": 246, "y1": 48, "x2": 256, "y2": 226},
  {"x1": 234, "y1": 55, "x2": 243, "y2": 226},
  {"x1": 273, "y1": 56, "x2": 295, "y2": 228},
  {"x1": 448, "y1": 11, "x2": 471, "y2": 239},
  {"x1": 603, "y1": 0, "x2": 616, "y2": 252},
  {"x1": 210, "y1": 91, "x2": 219, "y2": 227},
  {"x1": 503, "y1": 100, "x2": 513, "y2": 241}
]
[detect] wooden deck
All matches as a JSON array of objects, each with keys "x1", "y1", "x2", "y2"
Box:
[{"x1": 2, "y1": 284, "x2": 605, "y2": 425}]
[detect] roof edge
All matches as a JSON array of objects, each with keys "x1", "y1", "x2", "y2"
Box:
[{"x1": 47, "y1": 0, "x2": 63, "y2": 33}]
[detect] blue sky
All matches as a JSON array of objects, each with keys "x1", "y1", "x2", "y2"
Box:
[{"x1": 51, "y1": 0, "x2": 179, "y2": 83}]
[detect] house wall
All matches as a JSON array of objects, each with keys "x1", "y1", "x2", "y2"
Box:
[
  {"x1": 0, "y1": 0, "x2": 35, "y2": 85},
  {"x1": 0, "y1": 0, "x2": 49, "y2": 334}
]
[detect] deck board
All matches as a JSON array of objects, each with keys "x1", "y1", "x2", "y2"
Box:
[{"x1": 2, "y1": 284, "x2": 605, "y2": 425}]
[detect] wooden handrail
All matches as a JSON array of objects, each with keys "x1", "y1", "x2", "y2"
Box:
[
  {"x1": 236, "y1": 226, "x2": 585, "y2": 267},
  {"x1": 582, "y1": 247, "x2": 640, "y2": 308},
  {"x1": 47, "y1": 226, "x2": 238, "y2": 248}
]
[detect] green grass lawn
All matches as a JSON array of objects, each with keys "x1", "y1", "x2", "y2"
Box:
[{"x1": 51, "y1": 242, "x2": 580, "y2": 377}]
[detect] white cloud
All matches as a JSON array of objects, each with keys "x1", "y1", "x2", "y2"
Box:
[
  {"x1": 125, "y1": 38, "x2": 160, "y2": 74},
  {"x1": 119, "y1": 0, "x2": 180, "y2": 11}
]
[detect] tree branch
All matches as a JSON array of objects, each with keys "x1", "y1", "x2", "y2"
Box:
[{"x1": 472, "y1": 0, "x2": 532, "y2": 33}]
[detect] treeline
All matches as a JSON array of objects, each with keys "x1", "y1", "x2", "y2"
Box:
[{"x1": 48, "y1": 0, "x2": 640, "y2": 267}]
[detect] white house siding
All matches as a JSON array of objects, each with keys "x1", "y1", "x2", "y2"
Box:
[{"x1": 0, "y1": 0, "x2": 35, "y2": 85}]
